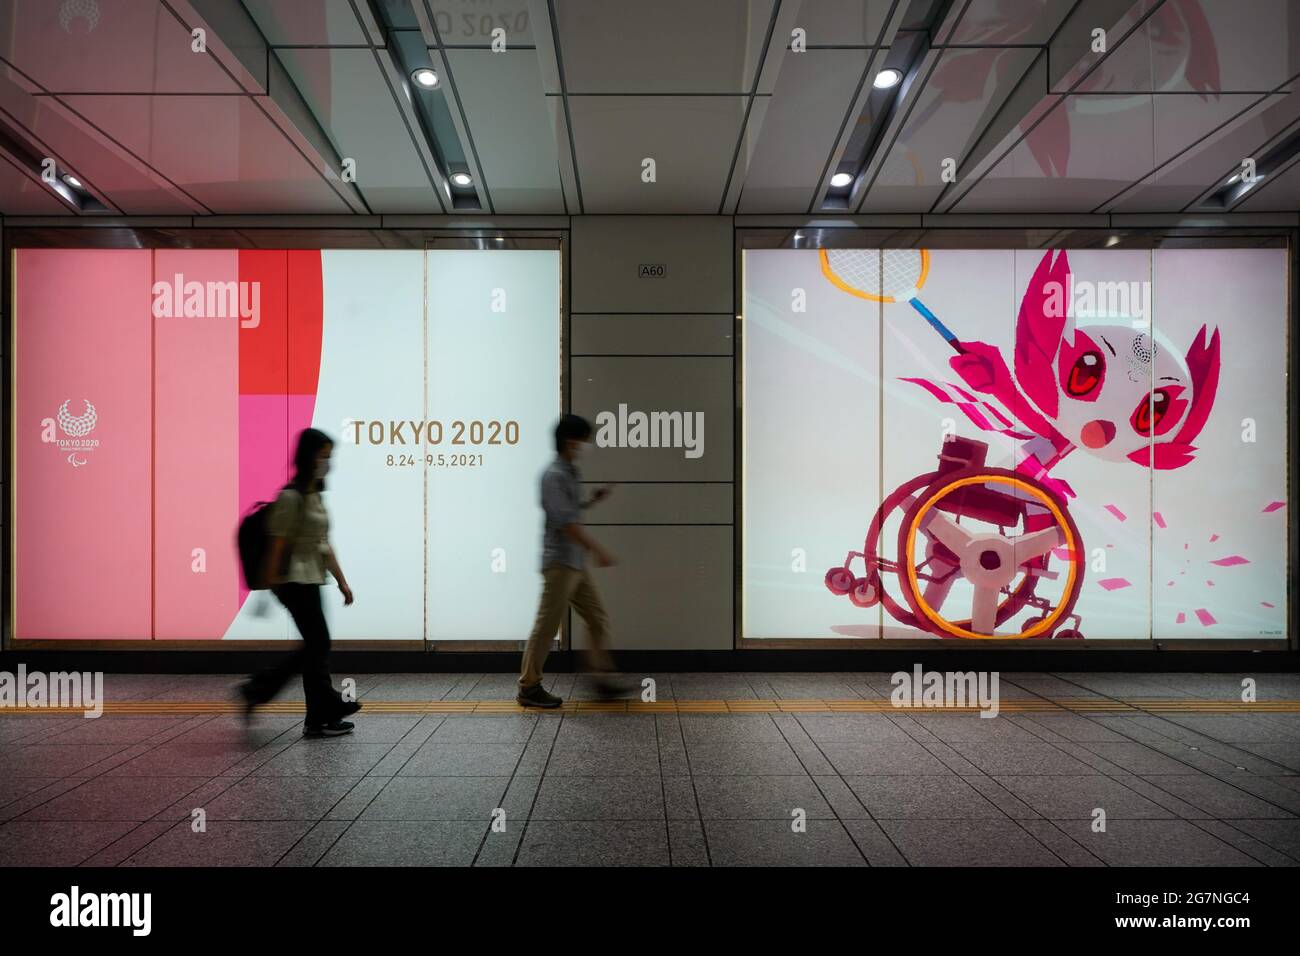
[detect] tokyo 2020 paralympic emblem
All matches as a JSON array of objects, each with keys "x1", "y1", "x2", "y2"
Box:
[
  {"x1": 57, "y1": 399, "x2": 97, "y2": 438},
  {"x1": 59, "y1": 0, "x2": 100, "y2": 34},
  {"x1": 46, "y1": 399, "x2": 100, "y2": 467}
]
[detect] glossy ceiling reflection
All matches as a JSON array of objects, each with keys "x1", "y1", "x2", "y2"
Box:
[{"x1": 0, "y1": 0, "x2": 1296, "y2": 217}]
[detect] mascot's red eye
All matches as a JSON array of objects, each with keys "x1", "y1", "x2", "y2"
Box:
[
  {"x1": 1132, "y1": 387, "x2": 1183, "y2": 437},
  {"x1": 1067, "y1": 351, "x2": 1104, "y2": 397}
]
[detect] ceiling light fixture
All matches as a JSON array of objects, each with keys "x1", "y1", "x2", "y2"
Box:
[
  {"x1": 411, "y1": 68, "x2": 439, "y2": 89},
  {"x1": 450, "y1": 171, "x2": 473, "y2": 187},
  {"x1": 62, "y1": 174, "x2": 82, "y2": 189},
  {"x1": 830, "y1": 172, "x2": 853, "y2": 188},
  {"x1": 873, "y1": 68, "x2": 903, "y2": 90}
]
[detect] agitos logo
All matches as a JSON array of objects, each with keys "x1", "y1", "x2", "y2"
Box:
[{"x1": 42, "y1": 398, "x2": 101, "y2": 467}]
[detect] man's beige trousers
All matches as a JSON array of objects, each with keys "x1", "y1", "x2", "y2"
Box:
[{"x1": 519, "y1": 566, "x2": 615, "y2": 689}]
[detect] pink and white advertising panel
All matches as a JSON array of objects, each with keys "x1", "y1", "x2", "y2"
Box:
[
  {"x1": 742, "y1": 247, "x2": 1288, "y2": 641},
  {"x1": 13, "y1": 248, "x2": 561, "y2": 641}
]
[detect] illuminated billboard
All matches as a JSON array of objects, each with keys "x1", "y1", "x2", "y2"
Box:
[
  {"x1": 13, "y1": 248, "x2": 561, "y2": 641},
  {"x1": 742, "y1": 248, "x2": 1287, "y2": 641}
]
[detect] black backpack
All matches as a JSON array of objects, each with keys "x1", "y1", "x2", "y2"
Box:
[{"x1": 237, "y1": 487, "x2": 304, "y2": 590}]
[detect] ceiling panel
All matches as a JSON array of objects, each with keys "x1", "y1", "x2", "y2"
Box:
[
  {"x1": 954, "y1": 91, "x2": 1263, "y2": 211},
  {"x1": 0, "y1": 63, "x2": 198, "y2": 214},
  {"x1": 1234, "y1": 156, "x2": 1300, "y2": 209},
  {"x1": 1073, "y1": 0, "x2": 1300, "y2": 94},
  {"x1": 4, "y1": 101, "x2": 198, "y2": 215},
  {"x1": 0, "y1": 155, "x2": 74, "y2": 213},
  {"x1": 1108, "y1": 91, "x2": 1300, "y2": 211},
  {"x1": 552, "y1": 0, "x2": 776, "y2": 93},
  {"x1": 945, "y1": 0, "x2": 1075, "y2": 46},
  {"x1": 275, "y1": 48, "x2": 443, "y2": 213},
  {"x1": 59, "y1": 94, "x2": 353, "y2": 214},
  {"x1": 0, "y1": 0, "x2": 1294, "y2": 218},
  {"x1": 567, "y1": 95, "x2": 747, "y2": 212},
  {"x1": 737, "y1": 49, "x2": 869, "y2": 212},
  {"x1": 242, "y1": 0, "x2": 370, "y2": 46},
  {"x1": 786, "y1": 0, "x2": 894, "y2": 47},
  {"x1": 445, "y1": 49, "x2": 565, "y2": 213},
  {"x1": 861, "y1": 46, "x2": 1037, "y2": 212},
  {"x1": 0, "y1": 0, "x2": 241, "y2": 93},
  {"x1": 427, "y1": 0, "x2": 537, "y2": 46}
]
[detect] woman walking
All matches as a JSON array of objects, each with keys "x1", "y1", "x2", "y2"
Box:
[{"x1": 240, "y1": 428, "x2": 360, "y2": 737}]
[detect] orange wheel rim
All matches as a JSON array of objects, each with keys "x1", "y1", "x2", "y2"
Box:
[{"x1": 904, "y1": 474, "x2": 1077, "y2": 640}]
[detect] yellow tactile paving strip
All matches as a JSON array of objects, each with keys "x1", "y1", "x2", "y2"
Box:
[{"x1": 2, "y1": 699, "x2": 1299, "y2": 716}]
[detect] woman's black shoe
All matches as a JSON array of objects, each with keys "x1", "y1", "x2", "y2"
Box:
[{"x1": 235, "y1": 681, "x2": 257, "y2": 726}]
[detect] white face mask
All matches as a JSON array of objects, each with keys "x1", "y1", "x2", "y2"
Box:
[{"x1": 314, "y1": 459, "x2": 330, "y2": 480}]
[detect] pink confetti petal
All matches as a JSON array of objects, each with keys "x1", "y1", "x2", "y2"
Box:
[
  {"x1": 1175, "y1": 612, "x2": 1186, "y2": 624},
  {"x1": 1166, "y1": 581, "x2": 1175, "y2": 586},
  {"x1": 1262, "y1": 602, "x2": 1275, "y2": 608},
  {"x1": 1194, "y1": 608, "x2": 1216, "y2": 626},
  {"x1": 1263, "y1": 501, "x2": 1285, "y2": 513},
  {"x1": 1210, "y1": 555, "x2": 1249, "y2": 567},
  {"x1": 1153, "y1": 512, "x2": 1166, "y2": 529},
  {"x1": 1051, "y1": 547, "x2": 1073, "y2": 561},
  {"x1": 1206, "y1": 580, "x2": 1215, "y2": 587},
  {"x1": 1209, "y1": 534, "x2": 1219, "y2": 543},
  {"x1": 1104, "y1": 504, "x2": 1126, "y2": 521},
  {"x1": 1097, "y1": 577, "x2": 1131, "y2": 591}
]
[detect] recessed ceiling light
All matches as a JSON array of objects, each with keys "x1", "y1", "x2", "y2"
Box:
[
  {"x1": 62, "y1": 174, "x2": 82, "y2": 189},
  {"x1": 412, "y1": 68, "x2": 439, "y2": 89},
  {"x1": 830, "y1": 172, "x2": 853, "y2": 188},
  {"x1": 873, "y1": 68, "x2": 902, "y2": 90},
  {"x1": 1105, "y1": 234, "x2": 1121, "y2": 247},
  {"x1": 493, "y1": 237, "x2": 505, "y2": 243},
  {"x1": 450, "y1": 171, "x2": 473, "y2": 187},
  {"x1": 1226, "y1": 173, "x2": 1240, "y2": 183}
]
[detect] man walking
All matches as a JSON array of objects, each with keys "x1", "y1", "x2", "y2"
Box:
[{"x1": 517, "y1": 415, "x2": 621, "y2": 707}]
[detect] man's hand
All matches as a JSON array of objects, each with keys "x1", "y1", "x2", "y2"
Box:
[
  {"x1": 339, "y1": 582, "x2": 354, "y2": 606},
  {"x1": 593, "y1": 547, "x2": 617, "y2": 568},
  {"x1": 591, "y1": 484, "x2": 614, "y2": 503}
]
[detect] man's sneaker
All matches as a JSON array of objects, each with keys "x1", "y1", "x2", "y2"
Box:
[
  {"x1": 516, "y1": 684, "x2": 563, "y2": 708},
  {"x1": 303, "y1": 720, "x2": 354, "y2": 738},
  {"x1": 591, "y1": 676, "x2": 637, "y2": 699}
]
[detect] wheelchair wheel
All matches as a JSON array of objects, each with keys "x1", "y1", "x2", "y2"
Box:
[
  {"x1": 849, "y1": 575, "x2": 879, "y2": 608},
  {"x1": 894, "y1": 466, "x2": 1084, "y2": 639},
  {"x1": 825, "y1": 566, "x2": 855, "y2": 595}
]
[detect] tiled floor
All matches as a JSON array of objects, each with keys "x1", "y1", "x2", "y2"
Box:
[{"x1": 1, "y1": 672, "x2": 1298, "y2": 866}]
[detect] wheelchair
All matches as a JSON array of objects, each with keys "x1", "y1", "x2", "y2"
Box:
[{"x1": 825, "y1": 436, "x2": 1086, "y2": 639}]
